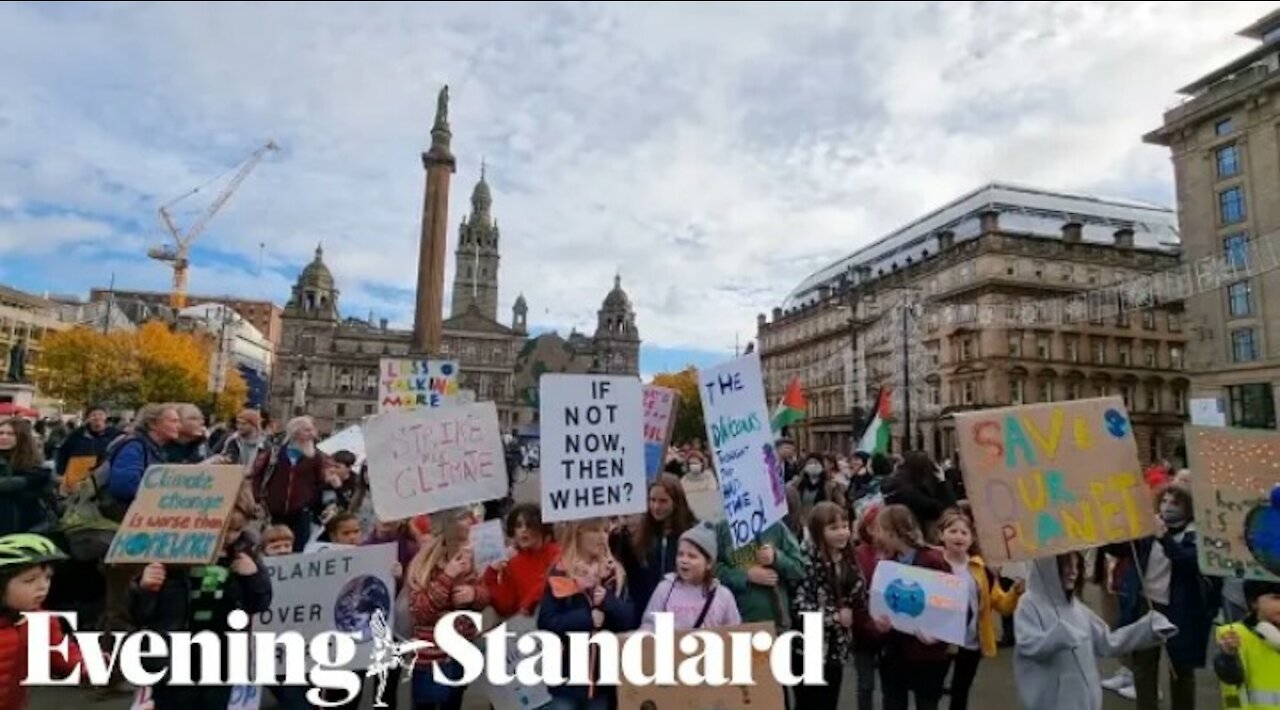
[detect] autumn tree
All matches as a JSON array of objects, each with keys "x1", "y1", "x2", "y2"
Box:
[
  {"x1": 37, "y1": 328, "x2": 138, "y2": 408},
  {"x1": 651, "y1": 366, "x2": 705, "y2": 446}
]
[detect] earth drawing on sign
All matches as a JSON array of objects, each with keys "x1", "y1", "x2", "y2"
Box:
[
  {"x1": 885, "y1": 578, "x2": 927, "y2": 618},
  {"x1": 334, "y1": 575, "x2": 392, "y2": 643}
]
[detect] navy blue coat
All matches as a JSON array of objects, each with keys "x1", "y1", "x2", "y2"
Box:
[
  {"x1": 536, "y1": 565, "x2": 635, "y2": 703},
  {"x1": 1118, "y1": 528, "x2": 1218, "y2": 668}
]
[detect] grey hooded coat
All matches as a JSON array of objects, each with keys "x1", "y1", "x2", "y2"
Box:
[{"x1": 1013, "y1": 556, "x2": 1177, "y2": 710}]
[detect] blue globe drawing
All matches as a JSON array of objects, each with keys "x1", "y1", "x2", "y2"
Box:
[
  {"x1": 885, "y1": 578, "x2": 927, "y2": 618},
  {"x1": 334, "y1": 575, "x2": 391, "y2": 642}
]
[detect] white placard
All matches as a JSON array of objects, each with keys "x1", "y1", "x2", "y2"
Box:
[
  {"x1": 318, "y1": 424, "x2": 366, "y2": 463},
  {"x1": 255, "y1": 544, "x2": 397, "y2": 671},
  {"x1": 378, "y1": 357, "x2": 459, "y2": 413},
  {"x1": 1190, "y1": 397, "x2": 1227, "y2": 427},
  {"x1": 482, "y1": 615, "x2": 554, "y2": 710},
  {"x1": 540, "y1": 374, "x2": 647, "y2": 522},
  {"x1": 363, "y1": 401, "x2": 508, "y2": 520},
  {"x1": 698, "y1": 353, "x2": 788, "y2": 548},
  {"x1": 470, "y1": 519, "x2": 508, "y2": 571},
  {"x1": 868, "y1": 560, "x2": 968, "y2": 647}
]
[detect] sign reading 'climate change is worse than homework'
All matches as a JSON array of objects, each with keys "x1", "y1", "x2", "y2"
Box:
[{"x1": 106, "y1": 464, "x2": 243, "y2": 565}]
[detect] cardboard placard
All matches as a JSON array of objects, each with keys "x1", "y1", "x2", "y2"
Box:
[
  {"x1": 480, "y1": 615, "x2": 554, "y2": 710},
  {"x1": 105, "y1": 464, "x2": 244, "y2": 565},
  {"x1": 363, "y1": 401, "x2": 508, "y2": 520},
  {"x1": 470, "y1": 518, "x2": 508, "y2": 571},
  {"x1": 378, "y1": 357, "x2": 459, "y2": 413},
  {"x1": 1186, "y1": 426, "x2": 1280, "y2": 581},
  {"x1": 868, "y1": 561, "x2": 968, "y2": 646},
  {"x1": 256, "y1": 544, "x2": 397, "y2": 671},
  {"x1": 61, "y1": 455, "x2": 97, "y2": 494},
  {"x1": 318, "y1": 424, "x2": 366, "y2": 463},
  {"x1": 643, "y1": 385, "x2": 678, "y2": 481},
  {"x1": 698, "y1": 353, "x2": 788, "y2": 548},
  {"x1": 955, "y1": 397, "x2": 1152, "y2": 564},
  {"x1": 616, "y1": 622, "x2": 784, "y2": 710},
  {"x1": 540, "y1": 374, "x2": 647, "y2": 522}
]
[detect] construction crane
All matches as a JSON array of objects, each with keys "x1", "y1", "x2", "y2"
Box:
[{"x1": 148, "y1": 140, "x2": 279, "y2": 309}]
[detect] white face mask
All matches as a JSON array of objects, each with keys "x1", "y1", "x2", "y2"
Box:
[
  {"x1": 687, "y1": 463, "x2": 704, "y2": 474},
  {"x1": 804, "y1": 464, "x2": 823, "y2": 478}
]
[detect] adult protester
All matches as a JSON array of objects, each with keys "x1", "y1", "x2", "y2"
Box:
[
  {"x1": 880, "y1": 451, "x2": 956, "y2": 540},
  {"x1": 55, "y1": 405, "x2": 119, "y2": 492},
  {"x1": 251, "y1": 416, "x2": 326, "y2": 552},
  {"x1": 165, "y1": 403, "x2": 209, "y2": 464}
]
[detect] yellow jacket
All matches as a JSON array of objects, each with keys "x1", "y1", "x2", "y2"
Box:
[{"x1": 955, "y1": 555, "x2": 1022, "y2": 657}]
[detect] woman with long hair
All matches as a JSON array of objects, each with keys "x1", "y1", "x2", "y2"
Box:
[
  {"x1": 612, "y1": 474, "x2": 695, "y2": 611},
  {"x1": 0, "y1": 417, "x2": 52, "y2": 536},
  {"x1": 881, "y1": 451, "x2": 955, "y2": 538}
]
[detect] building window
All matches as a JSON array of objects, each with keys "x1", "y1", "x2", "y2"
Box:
[
  {"x1": 1087, "y1": 268, "x2": 1100, "y2": 285},
  {"x1": 1060, "y1": 264, "x2": 1074, "y2": 283},
  {"x1": 1039, "y1": 380, "x2": 1054, "y2": 403},
  {"x1": 1011, "y1": 379, "x2": 1025, "y2": 405},
  {"x1": 337, "y1": 369, "x2": 352, "y2": 393},
  {"x1": 1117, "y1": 308, "x2": 1131, "y2": 328},
  {"x1": 1225, "y1": 233, "x2": 1249, "y2": 269},
  {"x1": 1037, "y1": 334, "x2": 1051, "y2": 360},
  {"x1": 1118, "y1": 342, "x2": 1131, "y2": 366},
  {"x1": 1168, "y1": 311, "x2": 1182, "y2": 332},
  {"x1": 1142, "y1": 308, "x2": 1156, "y2": 330},
  {"x1": 1067, "y1": 381, "x2": 1083, "y2": 401},
  {"x1": 1066, "y1": 336, "x2": 1080, "y2": 363},
  {"x1": 1215, "y1": 117, "x2": 1234, "y2": 136},
  {"x1": 1033, "y1": 261, "x2": 1045, "y2": 280},
  {"x1": 1144, "y1": 344, "x2": 1157, "y2": 368},
  {"x1": 365, "y1": 404, "x2": 374, "y2": 415},
  {"x1": 1008, "y1": 332, "x2": 1022, "y2": 358},
  {"x1": 1228, "y1": 280, "x2": 1254, "y2": 317},
  {"x1": 926, "y1": 343, "x2": 940, "y2": 369},
  {"x1": 1096, "y1": 381, "x2": 1111, "y2": 397},
  {"x1": 1146, "y1": 386, "x2": 1160, "y2": 413},
  {"x1": 928, "y1": 383, "x2": 940, "y2": 406},
  {"x1": 1093, "y1": 340, "x2": 1106, "y2": 365},
  {"x1": 1173, "y1": 387, "x2": 1186, "y2": 415},
  {"x1": 1219, "y1": 186, "x2": 1247, "y2": 224},
  {"x1": 1217, "y1": 144, "x2": 1241, "y2": 178},
  {"x1": 1122, "y1": 385, "x2": 1136, "y2": 410},
  {"x1": 1170, "y1": 346, "x2": 1183, "y2": 369},
  {"x1": 963, "y1": 381, "x2": 976, "y2": 405},
  {"x1": 1228, "y1": 383, "x2": 1276, "y2": 429},
  {"x1": 300, "y1": 335, "x2": 316, "y2": 354},
  {"x1": 1006, "y1": 259, "x2": 1018, "y2": 276},
  {"x1": 1233, "y1": 328, "x2": 1259, "y2": 362},
  {"x1": 365, "y1": 373, "x2": 377, "y2": 392},
  {"x1": 961, "y1": 337, "x2": 975, "y2": 361},
  {"x1": 336, "y1": 403, "x2": 347, "y2": 417}
]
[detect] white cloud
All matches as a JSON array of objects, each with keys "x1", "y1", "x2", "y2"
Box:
[{"x1": 0, "y1": 1, "x2": 1271, "y2": 354}]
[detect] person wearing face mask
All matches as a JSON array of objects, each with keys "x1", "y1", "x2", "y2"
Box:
[
  {"x1": 786, "y1": 453, "x2": 846, "y2": 527},
  {"x1": 1115, "y1": 485, "x2": 1217, "y2": 710},
  {"x1": 680, "y1": 450, "x2": 723, "y2": 524}
]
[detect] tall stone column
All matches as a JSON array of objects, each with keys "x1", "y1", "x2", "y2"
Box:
[{"x1": 412, "y1": 85, "x2": 457, "y2": 354}]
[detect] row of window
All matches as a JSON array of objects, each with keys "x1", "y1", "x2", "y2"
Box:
[
  {"x1": 958, "y1": 333, "x2": 1183, "y2": 369},
  {"x1": 945, "y1": 378, "x2": 1186, "y2": 413}
]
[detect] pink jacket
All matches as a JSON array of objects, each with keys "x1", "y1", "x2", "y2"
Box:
[{"x1": 640, "y1": 574, "x2": 741, "y2": 630}]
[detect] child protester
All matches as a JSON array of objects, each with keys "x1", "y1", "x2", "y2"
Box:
[
  {"x1": 851, "y1": 506, "x2": 883, "y2": 710},
  {"x1": 0, "y1": 534, "x2": 86, "y2": 710},
  {"x1": 1215, "y1": 580, "x2": 1280, "y2": 709},
  {"x1": 316, "y1": 450, "x2": 364, "y2": 532},
  {"x1": 714, "y1": 517, "x2": 805, "y2": 630},
  {"x1": 485, "y1": 503, "x2": 561, "y2": 618},
  {"x1": 538, "y1": 518, "x2": 635, "y2": 710},
  {"x1": 792, "y1": 501, "x2": 870, "y2": 710},
  {"x1": 260, "y1": 525, "x2": 295, "y2": 558},
  {"x1": 407, "y1": 509, "x2": 488, "y2": 710},
  {"x1": 936, "y1": 507, "x2": 1023, "y2": 710},
  {"x1": 1014, "y1": 552, "x2": 1175, "y2": 710},
  {"x1": 640, "y1": 521, "x2": 739, "y2": 630},
  {"x1": 130, "y1": 503, "x2": 272, "y2": 710},
  {"x1": 613, "y1": 474, "x2": 695, "y2": 611}
]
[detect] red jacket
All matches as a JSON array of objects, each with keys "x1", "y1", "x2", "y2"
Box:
[
  {"x1": 0, "y1": 615, "x2": 83, "y2": 710},
  {"x1": 484, "y1": 542, "x2": 561, "y2": 618},
  {"x1": 251, "y1": 446, "x2": 326, "y2": 518},
  {"x1": 409, "y1": 567, "x2": 489, "y2": 666},
  {"x1": 870, "y1": 546, "x2": 952, "y2": 663},
  {"x1": 853, "y1": 542, "x2": 883, "y2": 652}
]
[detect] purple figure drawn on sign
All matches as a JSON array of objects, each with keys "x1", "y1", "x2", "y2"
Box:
[{"x1": 762, "y1": 443, "x2": 786, "y2": 508}]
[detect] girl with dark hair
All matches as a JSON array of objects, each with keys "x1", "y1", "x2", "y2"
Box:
[
  {"x1": 0, "y1": 418, "x2": 52, "y2": 536},
  {"x1": 485, "y1": 503, "x2": 561, "y2": 618},
  {"x1": 612, "y1": 474, "x2": 695, "y2": 611},
  {"x1": 881, "y1": 451, "x2": 955, "y2": 538}
]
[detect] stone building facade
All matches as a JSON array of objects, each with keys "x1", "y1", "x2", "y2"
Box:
[
  {"x1": 88, "y1": 288, "x2": 283, "y2": 349},
  {"x1": 758, "y1": 183, "x2": 1189, "y2": 464},
  {"x1": 1145, "y1": 10, "x2": 1280, "y2": 430}
]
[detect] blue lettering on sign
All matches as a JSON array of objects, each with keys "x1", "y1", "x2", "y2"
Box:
[{"x1": 110, "y1": 531, "x2": 217, "y2": 561}]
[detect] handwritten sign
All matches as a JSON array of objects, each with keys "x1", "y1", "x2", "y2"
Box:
[
  {"x1": 470, "y1": 519, "x2": 508, "y2": 571},
  {"x1": 1186, "y1": 426, "x2": 1280, "y2": 581},
  {"x1": 105, "y1": 464, "x2": 243, "y2": 565},
  {"x1": 955, "y1": 397, "x2": 1151, "y2": 564},
  {"x1": 643, "y1": 385, "x2": 678, "y2": 481},
  {"x1": 868, "y1": 561, "x2": 968, "y2": 646},
  {"x1": 616, "y1": 622, "x2": 783, "y2": 710},
  {"x1": 698, "y1": 353, "x2": 787, "y2": 549},
  {"x1": 131, "y1": 680, "x2": 260, "y2": 710},
  {"x1": 540, "y1": 375, "x2": 647, "y2": 523},
  {"x1": 479, "y1": 615, "x2": 554, "y2": 710},
  {"x1": 363, "y1": 401, "x2": 507, "y2": 520},
  {"x1": 318, "y1": 424, "x2": 366, "y2": 463},
  {"x1": 256, "y1": 544, "x2": 397, "y2": 672},
  {"x1": 378, "y1": 357, "x2": 459, "y2": 413}
]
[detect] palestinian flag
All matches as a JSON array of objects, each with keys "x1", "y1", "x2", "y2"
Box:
[
  {"x1": 857, "y1": 387, "x2": 892, "y2": 455},
  {"x1": 771, "y1": 377, "x2": 807, "y2": 432}
]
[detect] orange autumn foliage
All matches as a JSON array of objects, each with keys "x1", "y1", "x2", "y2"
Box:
[{"x1": 651, "y1": 366, "x2": 704, "y2": 445}]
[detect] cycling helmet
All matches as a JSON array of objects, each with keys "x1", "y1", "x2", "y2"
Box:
[{"x1": 0, "y1": 533, "x2": 68, "y2": 569}]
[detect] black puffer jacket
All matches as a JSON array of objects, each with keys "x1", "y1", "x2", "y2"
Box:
[{"x1": 0, "y1": 455, "x2": 52, "y2": 536}]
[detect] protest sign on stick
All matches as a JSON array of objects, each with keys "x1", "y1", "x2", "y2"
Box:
[
  {"x1": 256, "y1": 544, "x2": 397, "y2": 672},
  {"x1": 955, "y1": 397, "x2": 1151, "y2": 564},
  {"x1": 318, "y1": 424, "x2": 366, "y2": 463},
  {"x1": 378, "y1": 357, "x2": 459, "y2": 413},
  {"x1": 868, "y1": 561, "x2": 968, "y2": 646},
  {"x1": 642, "y1": 385, "x2": 678, "y2": 481},
  {"x1": 540, "y1": 374, "x2": 647, "y2": 522},
  {"x1": 105, "y1": 464, "x2": 243, "y2": 565},
  {"x1": 470, "y1": 518, "x2": 508, "y2": 571},
  {"x1": 363, "y1": 401, "x2": 507, "y2": 520},
  {"x1": 698, "y1": 353, "x2": 787, "y2": 548},
  {"x1": 1186, "y1": 425, "x2": 1280, "y2": 581},
  {"x1": 616, "y1": 622, "x2": 784, "y2": 710}
]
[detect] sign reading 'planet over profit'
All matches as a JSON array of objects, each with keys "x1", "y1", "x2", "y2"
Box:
[{"x1": 955, "y1": 397, "x2": 1152, "y2": 564}]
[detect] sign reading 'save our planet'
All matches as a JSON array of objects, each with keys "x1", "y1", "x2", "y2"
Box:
[
  {"x1": 377, "y1": 357, "x2": 459, "y2": 413},
  {"x1": 105, "y1": 464, "x2": 243, "y2": 565},
  {"x1": 540, "y1": 374, "x2": 647, "y2": 523},
  {"x1": 363, "y1": 401, "x2": 507, "y2": 520},
  {"x1": 955, "y1": 397, "x2": 1152, "y2": 564}
]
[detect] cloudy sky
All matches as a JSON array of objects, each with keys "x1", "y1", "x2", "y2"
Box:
[{"x1": 0, "y1": 1, "x2": 1271, "y2": 376}]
